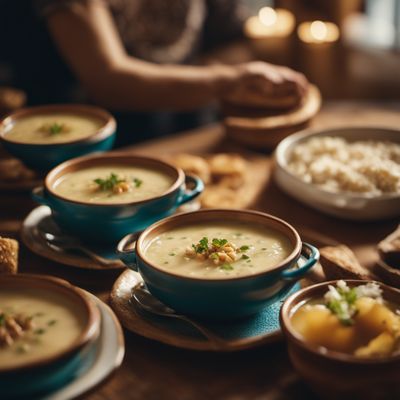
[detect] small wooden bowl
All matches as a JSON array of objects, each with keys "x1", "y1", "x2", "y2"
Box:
[
  {"x1": 223, "y1": 85, "x2": 321, "y2": 150},
  {"x1": 280, "y1": 280, "x2": 400, "y2": 400}
]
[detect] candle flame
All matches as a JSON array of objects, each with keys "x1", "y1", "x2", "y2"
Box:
[
  {"x1": 258, "y1": 7, "x2": 277, "y2": 27},
  {"x1": 310, "y1": 20, "x2": 328, "y2": 41}
]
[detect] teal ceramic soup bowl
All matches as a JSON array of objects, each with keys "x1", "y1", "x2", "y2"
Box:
[
  {"x1": 0, "y1": 274, "x2": 100, "y2": 399},
  {"x1": 117, "y1": 209, "x2": 319, "y2": 319},
  {"x1": 0, "y1": 104, "x2": 116, "y2": 172},
  {"x1": 32, "y1": 153, "x2": 204, "y2": 244}
]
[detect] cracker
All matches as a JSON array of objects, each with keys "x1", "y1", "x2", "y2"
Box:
[
  {"x1": 378, "y1": 225, "x2": 400, "y2": 268},
  {"x1": 0, "y1": 237, "x2": 19, "y2": 274},
  {"x1": 171, "y1": 154, "x2": 211, "y2": 184},
  {"x1": 201, "y1": 186, "x2": 239, "y2": 209},
  {"x1": 208, "y1": 153, "x2": 246, "y2": 177}
]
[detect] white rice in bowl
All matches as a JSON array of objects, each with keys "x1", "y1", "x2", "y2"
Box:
[{"x1": 287, "y1": 137, "x2": 400, "y2": 195}]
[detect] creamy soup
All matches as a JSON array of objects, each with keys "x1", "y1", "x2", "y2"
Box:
[
  {"x1": 144, "y1": 222, "x2": 294, "y2": 279},
  {"x1": 4, "y1": 113, "x2": 103, "y2": 144},
  {"x1": 0, "y1": 289, "x2": 86, "y2": 369},
  {"x1": 53, "y1": 165, "x2": 175, "y2": 204}
]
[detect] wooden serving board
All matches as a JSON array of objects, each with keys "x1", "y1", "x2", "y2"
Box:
[{"x1": 163, "y1": 152, "x2": 270, "y2": 210}]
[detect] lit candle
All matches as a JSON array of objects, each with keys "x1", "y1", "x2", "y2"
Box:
[
  {"x1": 244, "y1": 7, "x2": 295, "y2": 39},
  {"x1": 244, "y1": 7, "x2": 295, "y2": 63},
  {"x1": 297, "y1": 21, "x2": 340, "y2": 44}
]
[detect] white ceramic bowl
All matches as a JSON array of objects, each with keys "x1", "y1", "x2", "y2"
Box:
[{"x1": 274, "y1": 126, "x2": 400, "y2": 221}]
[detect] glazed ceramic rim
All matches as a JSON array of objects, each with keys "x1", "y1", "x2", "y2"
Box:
[
  {"x1": 135, "y1": 209, "x2": 302, "y2": 282},
  {"x1": 280, "y1": 279, "x2": 400, "y2": 365},
  {"x1": 0, "y1": 274, "x2": 100, "y2": 374},
  {"x1": 0, "y1": 104, "x2": 116, "y2": 146},
  {"x1": 275, "y1": 126, "x2": 400, "y2": 201},
  {"x1": 44, "y1": 152, "x2": 185, "y2": 207}
]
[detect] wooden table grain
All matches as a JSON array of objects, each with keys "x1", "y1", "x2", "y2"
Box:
[{"x1": 1, "y1": 102, "x2": 399, "y2": 400}]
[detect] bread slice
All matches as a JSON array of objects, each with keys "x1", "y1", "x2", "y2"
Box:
[
  {"x1": 378, "y1": 225, "x2": 400, "y2": 269},
  {"x1": 0, "y1": 237, "x2": 19, "y2": 274},
  {"x1": 320, "y1": 245, "x2": 372, "y2": 281}
]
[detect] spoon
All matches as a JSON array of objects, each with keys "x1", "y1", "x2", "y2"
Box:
[
  {"x1": 38, "y1": 229, "x2": 122, "y2": 267},
  {"x1": 130, "y1": 282, "x2": 228, "y2": 350}
]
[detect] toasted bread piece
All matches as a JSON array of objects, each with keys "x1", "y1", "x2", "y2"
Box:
[
  {"x1": 208, "y1": 153, "x2": 246, "y2": 178},
  {"x1": 0, "y1": 158, "x2": 35, "y2": 181},
  {"x1": 320, "y1": 245, "x2": 372, "y2": 281},
  {"x1": 201, "y1": 186, "x2": 239, "y2": 209},
  {"x1": 0, "y1": 237, "x2": 18, "y2": 274},
  {"x1": 378, "y1": 226, "x2": 400, "y2": 269},
  {"x1": 171, "y1": 154, "x2": 211, "y2": 184}
]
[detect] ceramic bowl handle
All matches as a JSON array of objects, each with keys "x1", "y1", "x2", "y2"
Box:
[
  {"x1": 32, "y1": 186, "x2": 51, "y2": 207},
  {"x1": 177, "y1": 174, "x2": 204, "y2": 206},
  {"x1": 281, "y1": 243, "x2": 319, "y2": 280},
  {"x1": 116, "y1": 232, "x2": 140, "y2": 271}
]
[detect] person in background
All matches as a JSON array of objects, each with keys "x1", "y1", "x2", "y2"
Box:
[{"x1": 1, "y1": 0, "x2": 308, "y2": 145}]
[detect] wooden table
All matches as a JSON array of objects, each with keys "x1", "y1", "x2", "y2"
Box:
[{"x1": 1, "y1": 101, "x2": 399, "y2": 400}]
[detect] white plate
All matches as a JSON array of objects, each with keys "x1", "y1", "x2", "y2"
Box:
[
  {"x1": 42, "y1": 293, "x2": 125, "y2": 400},
  {"x1": 274, "y1": 126, "x2": 400, "y2": 221}
]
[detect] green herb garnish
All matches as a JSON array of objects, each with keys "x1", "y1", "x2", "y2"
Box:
[
  {"x1": 192, "y1": 237, "x2": 209, "y2": 254},
  {"x1": 16, "y1": 344, "x2": 29, "y2": 354},
  {"x1": 49, "y1": 122, "x2": 64, "y2": 135},
  {"x1": 0, "y1": 313, "x2": 5, "y2": 326},
  {"x1": 241, "y1": 254, "x2": 250, "y2": 260},
  {"x1": 169, "y1": 253, "x2": 176, "y2": 257},
  {"x1": 220, "y1": 263, "x2": 234, "y2": 271},
  {"x1": 47, "y1": 319, "x2": 57, "y2": 326},
  {"x1": 210, "y1": 253, "x2": 219, "y2": 260},
  {"x1": 94, "y1": 173, "x2": 125, "y2": 191},
  {"x1": 239, "y1": 245, "x2": 250, "y2": 252},
  {"x1": 33, "y1": 312, "x2": 44, "y2": 317},
  {"x1": 34, "y1": 328, "x2": 46, "y2": 335},
  {"x1": 212, "y1": 238, "x2": 228, "y2": 248},
  {"x1": 325, "y1": 285, "x2": 358, "y2": 325},
  {"x1": 133, "y1": 178, "x2": 143, "y2": 188}
]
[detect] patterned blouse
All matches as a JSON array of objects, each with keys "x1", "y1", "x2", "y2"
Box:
[{"x1": 35, "y1": 0, "x2": 245, "y2": 64}]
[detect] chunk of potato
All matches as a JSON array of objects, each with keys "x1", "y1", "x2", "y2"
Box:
[
  {"x1": 354, "y1": 332, "x2": 395, "y2": 358},
  {"x1": 355, "y1": 300, "x2": 400, "y2": 338},
  {"x1": 292, "y1": 306, "x2": 356, "y2": 353}
]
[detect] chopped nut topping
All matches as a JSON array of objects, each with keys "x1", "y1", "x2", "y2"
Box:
[
  {"x1": 0, "y1": 312, "x2": 35, "y2": 347},
  {"x1": 185, "y1": 237, "x2": 249, "y2": 267}
]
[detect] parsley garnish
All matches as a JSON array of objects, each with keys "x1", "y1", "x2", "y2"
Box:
[
  {"x1": 220, "y1": 263, "x2": 234, "y2": 271},
  {"x1": 192, "y1": 237, "x2": 209, "y2": 254},
  {"x1": 241, "y1": 254, "x2": 250, "y2": 260},
  {"x1": 133, "y1": 178, "x2": 143, "y2": 188},
  {"x1": 212, "y1": 238, "x2": 228, "y2": 248},
  {"x1": 47, "y1": 319, "x2": 57, "y2": 326},
  {"x1": 49, "y1": 122, "x2": 64, "y2": 135},
  {"x1": 94, "y1": 173, "x2": 125, "y2": 191},
  {"x1": 239, "y1": 245, "x2": 250, "y2": 252},
  {"x1": 34, "y1": 328, "x2": 46, "y2": 335},
  {"x1": 0, "y1": 313, "x2": 5, "y2": 326}
]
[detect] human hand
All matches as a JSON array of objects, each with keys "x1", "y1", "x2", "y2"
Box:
[{"x1": 219, "y1": 61, "x2": 309, "y2": 109}]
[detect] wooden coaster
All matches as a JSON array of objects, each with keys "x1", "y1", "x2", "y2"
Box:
[{"x1": 223, "y1": 84, "x2": 322, "y2": 149}]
